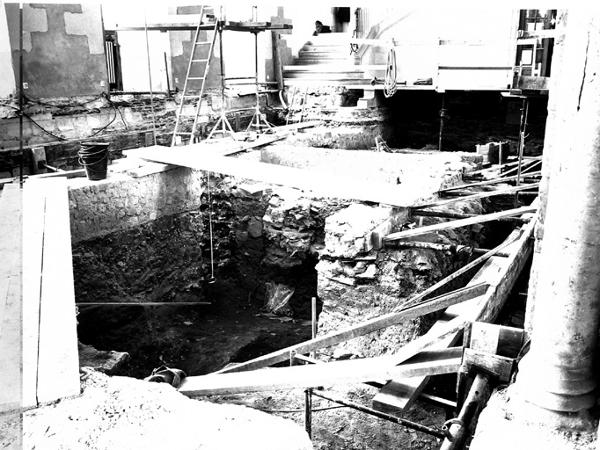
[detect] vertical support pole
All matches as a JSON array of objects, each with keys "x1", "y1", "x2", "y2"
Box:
[
  {"x1": 304, "y1": 296, "x2": 317, "y2": 439},
  {"x1": 515, "y1": 97, "x2": 529, "y2": 187},
  {"x1": 438, "y1": 93, "x2": 446, "y2": 152},
  {"x1": 19, "y1": 3, "x2": 24, "y2": 184},
  {"x1": 254, "y1": 31, "x2": 259, "y2": 129},
  {"x1": 304, "y1": 388, "x2": 312, "y2": 439},
  {"x1": 219, "y1": 24, "x2": 226, "y2": 111},
  {"x1": 515, "y1": 97, "x2": 529, "y2": 205},
  {"x1": 163, "y1": 52, "x2": 171, "y2": 97},
  {"x1": 144, "y1": 11, "x2": 157, "y2": 145}
]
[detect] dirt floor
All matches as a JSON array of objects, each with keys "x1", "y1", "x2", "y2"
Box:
[
  {"x1": 78, "y1": 303, "x2": 312, "y2": 378},
  {"x1": 206, "y1": 384, "x2": 447, "y2": 450},
  {"x1": 0, "y1": 371, "x2": 312, "y2": 450}
]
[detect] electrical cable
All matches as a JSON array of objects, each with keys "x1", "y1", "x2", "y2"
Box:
[{"x1": 383, "y1": 46, "x2": 397, "y2": 98}]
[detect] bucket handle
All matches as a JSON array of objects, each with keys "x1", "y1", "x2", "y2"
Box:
[{"x1": 78, "y1": 152, "x2": 108, "y2": 167}]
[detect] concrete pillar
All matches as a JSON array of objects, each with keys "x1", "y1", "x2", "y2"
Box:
[{"x1": 515, "y1": 10, "x2": 600, "y2": 415}]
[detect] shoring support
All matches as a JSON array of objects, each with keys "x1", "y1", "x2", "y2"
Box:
[{"x1": 311, "y1": 390, "x2": 446, "y2": 439}]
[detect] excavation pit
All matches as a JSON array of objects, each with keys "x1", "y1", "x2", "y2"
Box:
[{"x1": 69, "y1": 144, "x2": 492, "y2": 379}]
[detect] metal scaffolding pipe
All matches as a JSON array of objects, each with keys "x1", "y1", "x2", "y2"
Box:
[
  {"x1": 515, "y1": 10, "x2": 600, "y2": 414},
  {"x1": 311, "y1": 390, "x2": 445, "y2": 438}
]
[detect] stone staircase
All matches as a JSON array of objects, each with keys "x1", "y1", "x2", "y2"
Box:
[{"x1": 284, "y1": 33, "x2": 385, "y2": 87}]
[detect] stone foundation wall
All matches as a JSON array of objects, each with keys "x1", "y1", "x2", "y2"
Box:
[
  {"x1": 68, "y1": 166, "x2": 204, "y2": 243},
  {"x1": 316, "y1": 199, "x2": 486, "y2": 358}
]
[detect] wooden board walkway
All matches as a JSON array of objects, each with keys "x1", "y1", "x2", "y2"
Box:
[
  {"x1": 22, "y1": 178, "x2": 80, "y2": 407},
  {"x1": 125, "y1": 145, "x2": 435, "y2": 208},
  {"x1": 372, "y1": 204, "x2": 537, "y2": 414},
  {"x1": 179, "y1": 347, "x2": 462, "y2": 396},
  {"x1": 0, "y1": 184, "x2": 23, "y2": 413}
]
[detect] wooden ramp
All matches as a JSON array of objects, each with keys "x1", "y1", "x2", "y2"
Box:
[
  {"x1": 0, "y1": 184, "x2": 23, "y2": 413},
  {"x1": 372, "y1": 206, "x2": 537, "y2": 414},
  {"x1": 22, "y1": 178, "x2": 80, "y2": 407},
  {"x1": 125, "y1": 145, "x2": 433, "y2": 208}
]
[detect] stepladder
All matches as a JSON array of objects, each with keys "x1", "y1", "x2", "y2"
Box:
[{"x1": 171, "y1": 6, "x2": 218, "y2": 146}]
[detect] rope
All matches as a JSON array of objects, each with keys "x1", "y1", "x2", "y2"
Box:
[
  {"x1": 144, "y1": 11, "x2": 158, "y2": 145},
  {"x1": 207, "y1": 171, "x2": 215, "y2": 281},
  {"x1": 383, "y1": 47, "x2": 397, "y2": 98}
]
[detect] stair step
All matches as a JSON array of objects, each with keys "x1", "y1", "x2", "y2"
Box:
[
  {"x1": 284, "y1": 64, "x2": 385, "y2": 72},
  {"x1": 296, "y1": 59, "x2": 359, "y2": 65}
]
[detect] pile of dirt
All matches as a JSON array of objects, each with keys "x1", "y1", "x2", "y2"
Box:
[{"x1": 8, "y1": 370, "x2": 312, "y2": 450}]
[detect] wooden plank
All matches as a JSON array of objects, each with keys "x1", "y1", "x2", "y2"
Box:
[
  {"x1": 0, "y1": 184, "x2": 23, "y2": 413},
  {"x1": 384, "y1": 205, "x2": 536, "y2": 241},
  {"x1": 411, "y1": 209, "x2": 528, "y2": 224},
  {"x1": 179, "y1": 351, "x2": 461, "y2": 396},
  {"x1": 36, "y1": 178, "x2": 80, "y2": 404},
  {"x1": 373, "y1": 206, "x2": 537, "y2": 413},
  {"x1": 76, "y1": 301, "x2": 211, "y2": 306},
  {"x1": 21, "y1": 181, "x2": 46, "y2": 408},
  {"x1": 217, "y1": 283, "x2": 489, "y2": 374},
  {"x1": 438, "y1": 172, "x2": 541, "y2": 192},
  {"x1": 411, "y1": 184, "x2": 539, "y2": 210},
  {"x1": 125, "y1": 145, "x2": 440, "y2": 208}
]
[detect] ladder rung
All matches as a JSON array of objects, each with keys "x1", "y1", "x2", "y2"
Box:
[
  {"x1": 176, "y1": 132, "x2": 194, "y2": 135},
  {"x1": 191, "y1": 59, "x2": 209, "y2": 63},
  {"x1": 187, "y1": 77, "x2": 204, "y2": 80},
  {"x1": 195, "y1": 42, "x2": 212, "y2": 46}
]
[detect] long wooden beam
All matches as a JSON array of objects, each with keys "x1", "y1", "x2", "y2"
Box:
[
  {"x1": 126, "y1": 145, "x2": 436, "y2": 208},
  {"x1": 179, "y1": 349, "x2": 461, "y2": 396},
  {"x1": 411, "y1": 209, "x2": 528, "y2": 224},
  {"x1": 439, "y1": 172, "x2": 542, "y2": 193},
  {"x1": 384, "y1": 205, "x2": 536, "y2": 241},
  {"x1": 0, "y1": 184, "x2": 23, "y2": 413},
  {"x1": 412, "y1": 183, "x2": 539, "y2": 210},
  {"x1": 216, "y1": 283, "x2": 488, "y2": 374}
]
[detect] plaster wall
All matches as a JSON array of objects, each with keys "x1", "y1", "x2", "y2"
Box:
[
  {"x1": 0, "y1": 4, "x2": 16, "y2": 97},
  {"x1": 4, "y1": 3, "x2": 108, "y2": 98}
]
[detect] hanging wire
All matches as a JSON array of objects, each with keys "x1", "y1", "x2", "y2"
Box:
[
  {"x1": 144, "y1": 11, "x2": 158, "y2": 145},
  {"x1": 383, "y1": 46, "x2": 397, "y2": 98},
  {"x1": 207, "y1": 171, "x2": 216, "y2": 283}
]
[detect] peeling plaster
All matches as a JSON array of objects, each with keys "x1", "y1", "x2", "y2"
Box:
[
  {"x1": 21, "y1": 4, "x2": 48, "y2": 52},
  {"x1": 64, "y1": 4, "x2": 104, "y2": 54},
  {"x1": 169, "y1": 30, "x2": 192, "y2": 57}
]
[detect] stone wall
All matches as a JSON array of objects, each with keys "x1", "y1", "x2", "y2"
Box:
[
  {"x1": 68, "y1": 166, "x2": 204, "y2": 243},
  {"x1": 316, "y1": 198, "x2": 486, "y2": 358}
]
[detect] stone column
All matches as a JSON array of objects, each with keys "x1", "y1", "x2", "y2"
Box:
[{"x1": 515, "y1": 10, "x2": 600, "y2": 415}]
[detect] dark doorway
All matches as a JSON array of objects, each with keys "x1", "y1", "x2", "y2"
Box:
[{"x1": 332, "y1": 7, "x2": 351, "y2": 32}]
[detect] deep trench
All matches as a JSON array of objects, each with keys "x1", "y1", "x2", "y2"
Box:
[{"x1": 74, "y1": 186, "x2": 528, "y2": 380}]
